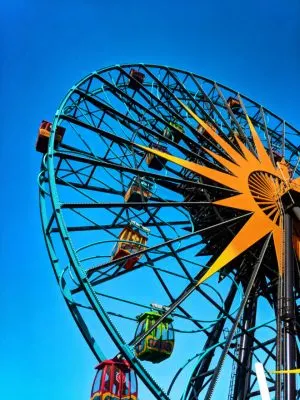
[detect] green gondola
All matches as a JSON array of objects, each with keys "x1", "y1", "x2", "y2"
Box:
[
  {"x1": 163, "y1": 121, "x2": 185, "y2": 144},
  {"x1": 134, "y1": 311, "x2": 174, "y2": 363}
]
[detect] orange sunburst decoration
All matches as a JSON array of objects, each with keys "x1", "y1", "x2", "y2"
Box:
[{"x1": 138, "y1": 102, "x2": 300, "y2": 285}]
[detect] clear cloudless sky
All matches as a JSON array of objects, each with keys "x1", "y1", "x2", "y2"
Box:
[{"x1": 1, "y1": 1, "x2": 300, "y2": 399}]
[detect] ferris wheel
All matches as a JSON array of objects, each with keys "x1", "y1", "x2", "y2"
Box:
[{"x1": 36, "y1": 64, "x2": 300, "y2": 400}]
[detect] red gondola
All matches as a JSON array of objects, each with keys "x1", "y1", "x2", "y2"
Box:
[
  {"x1": 111, "y1": 222, "x2": 149, "y2": 270},
  {"x1": 128, "y1": 69, "x2": 145, "y2": 90},
  {"x1": 90, "y1": 359, "x2": 137, "y2": 400},
  {"x1": 35, "y1": 120, "x2": 65, "y2": 153}
]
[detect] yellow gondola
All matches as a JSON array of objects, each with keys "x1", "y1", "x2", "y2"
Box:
[{"x1": 111, "y1": 222, "x2": 149, "y2": 270}]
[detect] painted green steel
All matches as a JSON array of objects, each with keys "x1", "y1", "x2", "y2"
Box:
[
  {"x1": 37, "y1": 63, "x2": 300, "y2": 399},
  {"x1": 38, "y1": 158, "x2": 106, "y2": 362},
  {"x1": 44, "y1": 83, "x2": 171, "y2": 399},
  {"x1": 136, "y1": 311, "x2": 173, "y2": 323},
  {"x1": 178, "y1": 321, "x2": 277, "y2": 400}
]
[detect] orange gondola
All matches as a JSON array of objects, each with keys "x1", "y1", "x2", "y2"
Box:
[
  {"x1": 124, "y1": 177, "x2": 154, "y2": 209},
  {"x1": 111, "y1": 222, "x2": 149, "y2": 270},
  {"x1": 226, "y1": 97, "x2": 241, "y2": 114},
  {"x1": 35, "y1": 120, "x2": 65, "y2": 153}
]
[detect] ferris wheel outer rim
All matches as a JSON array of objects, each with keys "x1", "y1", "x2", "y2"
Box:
[{"x1": 41, "y1": 63, "x2": 299, "y2": 399}]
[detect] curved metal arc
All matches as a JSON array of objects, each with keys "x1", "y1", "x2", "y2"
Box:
[
  {"x1": 128, "y1": 262, "x2": 222, "y2": 350},
  {"x1": 39, "y1": 170, "x2": 106, "y2": 362},
  {"x1": 99, "y1": 67, "x2": 225, "y2": 159},
  {"x1": 90, "y1": 280, "x2": 230, "y2": 331},
  {"x1": 57, "y1": 143, "x2": 197, "y2": 255},
  {"x1": 88, "y1": 257, "x2": 242, "y2": 328},
  {"x1": 72, "y1": 238, "x2": 205, "y2": 294},
  {"x1": 173, "y1": 320, "x2": 276, "y2": 398},
  {"x1": 47, "y1": 136, "x2": 170, "y2": 400},
  {"x1": 143, "y1": 67, "x2": 237, "y2": 157},
  {"x1": 62, "y1": 188, "x2": 280, "y2": 376},
  {"x1": 86, "y1": 211, "x2": 251, "y2": 277},
  {"x1": 64, "y1": 63, "x2": 300, "y2": 150},
  {"x1": 82, "y1": 240, "x2": 232, "y2": 345},
  {"x1": 41, "y1": 63, "x2": 300, "y2": 400},
  {"x1": 136, "y1": 65, "x2": 299, "y2": 165},
  {"x1": 82, "y1": 69, "x2": 267, "y2": 173}
]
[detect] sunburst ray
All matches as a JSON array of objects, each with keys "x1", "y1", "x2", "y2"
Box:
[
  {"x1": 138, "y1": 146, "x2": 240, "y2": 191},
  {"x1": 138, "y1": 102, "x2": 300, "y2": 283},
  {"x1": 246, "y1": 115, "x2": 274, "y2": 168},
  {"x1": 198, "y1": 212, "x2": 274, "y2": 284},
  {"x1": 214, "y1": 194, "x2": 255, "y2": 212}
]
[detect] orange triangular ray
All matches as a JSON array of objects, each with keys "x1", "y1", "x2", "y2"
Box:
[
  {"x1": 291, "y1": 177, "x2": 300, "y2": 190},
  {"x1": 234, "y1": 135, "x2": 261, "y2": 164},
  {"x1": 203, "y1": 147, "x2": 242, "y2": 176},
  {"x1": 134, "y1": 101, "x2": 292, "y2": 282},
  {"x1": 213, "y1": 194, "x2": 255, "y2": 212},
  {"x1": 246, "y1": 115, "x2": 274, "y2": 170},
  {"x1": 138, "y1": 145, "x2": 240, "y2": 190},
  {"x1": 179, "y1": 100, "x2": 246, "y2": 165},
  {"x1": 198, "y1": 213, "x2": 273, "y2": 284}
]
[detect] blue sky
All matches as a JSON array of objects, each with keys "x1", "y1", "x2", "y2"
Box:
[{"x1": 1, "y1": 1, "x2": 300, "y2": 399}]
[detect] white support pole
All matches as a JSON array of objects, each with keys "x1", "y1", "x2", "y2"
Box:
[{"x1": 255, "y1": 362, "x2": 271, "y2": 400}]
